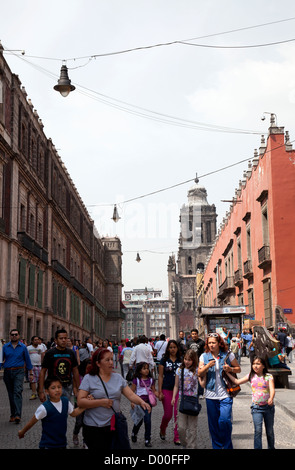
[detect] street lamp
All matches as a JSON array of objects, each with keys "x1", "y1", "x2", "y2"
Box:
[
  {"x1": 261, "y1": 112, "x2": 277, "y2": 126},
  {"x1": 54, "y1": 64, "x2": 75, "y2": 97},
  {"x1": 112, "y1": 205, "x2": 121, "y2": 222}
]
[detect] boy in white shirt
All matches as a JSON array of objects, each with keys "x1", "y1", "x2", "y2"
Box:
[{"x1": 18, "y1": 377, "x2": 85, "y2": 449}]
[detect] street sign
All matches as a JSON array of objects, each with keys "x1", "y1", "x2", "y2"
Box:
[
  {"x1": 201, "y1": 306, "x2": 246, "y2": 315},
  {"x1": 283, "y1": 308, "x2": 293, "y2": 314}
]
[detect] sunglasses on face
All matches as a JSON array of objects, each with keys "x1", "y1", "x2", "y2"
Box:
[{"x1": 10, "y1": 333, "x2": 19, "y2": 337}]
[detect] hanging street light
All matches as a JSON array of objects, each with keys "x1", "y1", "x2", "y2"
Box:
[
  {"x1": 112, "y1": 205, "x2": 121, "y2": 222},
  {"x1": 54, "y1": 64, "x2": 75, "y2": 97},
  {"x1": 136, "y1": 253, "x2": 141, "y2": 262}
]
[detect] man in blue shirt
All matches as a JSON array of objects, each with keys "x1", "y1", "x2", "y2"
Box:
[
  {"x1": 241, "y1": 329, "x2": 254, "y2": 360},
  {"x1": 277, "y1": 329, "x2": 287, "y2": 354},
  {"x1": 2, "y1": 329, "x2": 33, "y2": 424}
]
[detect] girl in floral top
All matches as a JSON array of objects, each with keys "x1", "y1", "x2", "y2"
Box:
[
  {"x1": 171, "y1": 349, "x2": 200, "y2": 448},
  {"x1": 225, "y1": 356, "x2": 275, "y2": 449}
]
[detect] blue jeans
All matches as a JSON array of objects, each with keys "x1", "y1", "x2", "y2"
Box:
[
  {"x1": 206, "y1": 397, "x2": 233, "y2": 449},
  {"x1": 3, "y1": 368, "x2": 25, "y2": 418},
  {"x1": 132, "y1": 408, "x2": 152, "y2": 441},
  {"x1": 251, "y1": 404, "x2": 275, "y2": 449}
]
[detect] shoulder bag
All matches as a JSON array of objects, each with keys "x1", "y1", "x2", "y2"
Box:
[
  {"x1": 221, "y1": 350, "x2": 241, "y2": 398},
  {"x1": 156, "y1": 340, "x2": 165, "y2": 359},
  {"x1": 179, "y1": 368, "x2": 201, "y2": 416},
  {"x1": 98, "y1": 375, "x2": 131, "y2": 450},
  {"x1": 141, "y1": 378, "x2": 157, "y2": 407},
  {"x1": 126, "y1": 368, "x2": 134, "y2": 382}
]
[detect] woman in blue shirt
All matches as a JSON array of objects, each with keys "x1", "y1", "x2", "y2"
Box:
[{"x1": 198, "y1": 333, "x2": 240, "y2": 449}]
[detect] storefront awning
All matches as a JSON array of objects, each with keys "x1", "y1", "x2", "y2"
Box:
[{"x1": 200, "y1": 306, "x2": 246, "y2": 316}]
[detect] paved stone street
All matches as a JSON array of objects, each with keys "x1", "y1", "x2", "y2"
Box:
[{"x1": 1, "y1": 357, "x2": 295, "y2": 451}]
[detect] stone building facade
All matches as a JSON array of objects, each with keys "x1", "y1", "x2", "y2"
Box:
[
  {"x1": 168, "y1": 176, "x2": 217, "y2": 339},
  {"x1": 0, "y1": 44, "x2": 123, "y2": 343}
]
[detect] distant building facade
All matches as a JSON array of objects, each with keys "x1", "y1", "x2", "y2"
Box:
[
  {"x1": 144, "y1": 297, "x2": 169, "y2": 339},
  {"x1": 199, "y1": 116, "x2": 295, "y2": 332},
  {"x1": 0, "y1": 44, "x2": 123, "y2": 342},
  {"x1": 168, "y1": 177, "x2": 217, "y2": 339},
  {"x1": 122, "y1": 288, "x2": 169, "y2": 339}
]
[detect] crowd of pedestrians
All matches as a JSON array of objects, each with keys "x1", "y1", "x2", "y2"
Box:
[{"x1": 0, "y1": 325, "x2": 293, "y2": 450}]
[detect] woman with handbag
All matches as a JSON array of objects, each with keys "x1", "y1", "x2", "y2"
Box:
[
  {"x1": 171, "y1": 349, "x2": 201, "y2": 449},
  {"x1": 198, "y1": 333, "x2": 241, "y2": 449},
  {"x1": 130, "y1": 361, "x2": 158, "y2": 447},
  {"x1": 158, "y1": 340, "x2": 182, "y2": 445},
  {"x1": 77, "y1": 348, "x2": 151, "y2": 450}
]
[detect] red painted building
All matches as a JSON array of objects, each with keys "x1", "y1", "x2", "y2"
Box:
[{"x1": 202, "y1": 115, "x2": 295, "y2": 331}]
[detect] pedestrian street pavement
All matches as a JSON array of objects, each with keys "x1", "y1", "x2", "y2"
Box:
[{"x1": 0, "y1": 357, "x2": 295, "y2": 451}]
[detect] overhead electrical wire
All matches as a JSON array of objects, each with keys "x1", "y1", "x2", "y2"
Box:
[
  {"x1": 75, "y1": 83, "x2": 260, "y2": 135},
  {"x1": 3, "y1": 48, "x2": 261, "y2": 135},
  {"x1": 2, "y1": 17, "x2": 294, "y2": 208},
  {"x1": 3, "y1": 17, "x2": 295, "y2": 135},
  {"x1": 6, "y1": 47, "x2": 291, "y2": 210},
  {"x1": 180, "y1": 37, "x2": 295, "y2": 50},
  {"x1": 5, "y1": 35, "x2": 295, "y2": 61},
  {"x1": 3, "y1": 16, "x2": 295, "y2": 62},
  {"x1": 125, "y1": 249, "x2": 176, "y2": 254},
  {"x1": 87, "y1": 138, "x2": 295, "y2": 208}
]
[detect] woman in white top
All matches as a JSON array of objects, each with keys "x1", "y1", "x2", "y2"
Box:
[{"x1": 102, "y1": 339, "x2": 113, "y2": 353}]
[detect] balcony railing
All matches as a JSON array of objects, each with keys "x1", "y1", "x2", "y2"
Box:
[
  {"x1": 218, "y1": 276, "x2": 235, "y2": 299},
  {"x1": 243, "y1": 259, "x2": 253, "y2": 279},
  {"x1": 234, "y1": 268, "x2": 243, "y2": 286},
  {"x1": 258, "y1": 245, "x2": 271, "y2": 269},
  {"x1": 18, "y1": 231, "x2": 48, "y2": 265},
  {"x1": 52, "y1": 259, "x2": 71, "y2": 281},
  {"x1": 70, "y1": 276, "x2": 85, "y2": 296}
]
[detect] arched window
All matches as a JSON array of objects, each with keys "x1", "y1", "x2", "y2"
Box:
[{"x1": 197, "y1": 263, "x2": 204, "y2": 273}]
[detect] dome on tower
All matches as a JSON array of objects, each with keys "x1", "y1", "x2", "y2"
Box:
[{"x1": 187, "y1": 174, "x2": 209, "y2": 206}]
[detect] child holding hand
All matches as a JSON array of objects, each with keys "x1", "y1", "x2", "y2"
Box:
[
  {"x1": 225, "y1": 356, "x2": 275, "y2": 449},
  {"x1": 130, "y1": 361, "x2": 155, "y2": 447},
  {"x1": 18, "y1": 377, "x2": 86, "y2": 449}
]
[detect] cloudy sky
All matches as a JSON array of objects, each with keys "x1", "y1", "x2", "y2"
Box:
[{"x1": 1, "y1": 1, "x2": 295, "y2": 296}]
